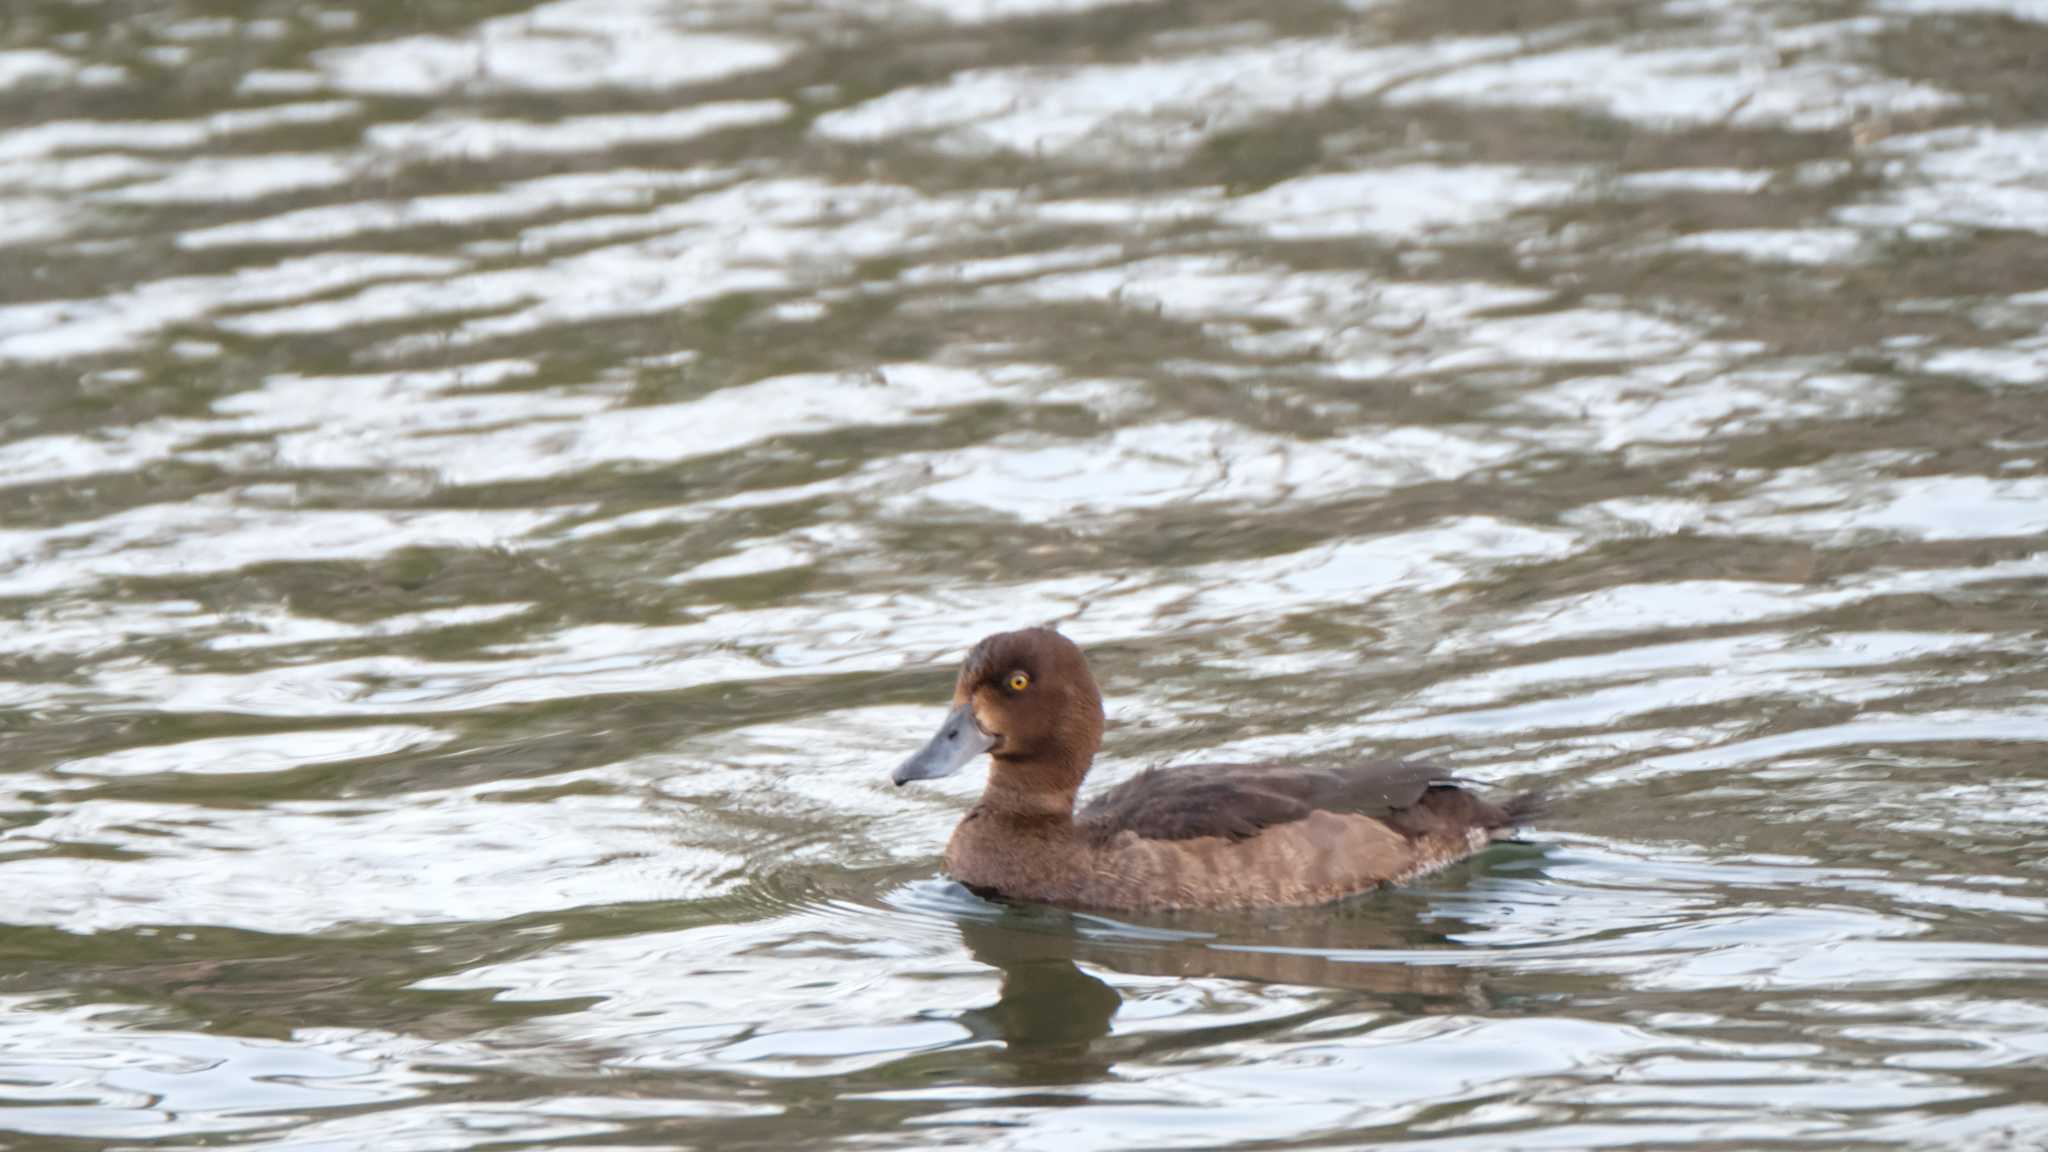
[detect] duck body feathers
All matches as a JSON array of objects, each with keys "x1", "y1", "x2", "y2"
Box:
[
  {"x1": 1079, "y1": 760, "x2": 1452, "y2": 844},
  {"x1": 945, "y1": 760, "x2": 1540, "y2": 911}
]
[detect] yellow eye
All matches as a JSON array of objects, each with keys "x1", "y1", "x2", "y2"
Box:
[{"x1": 1006, "y1": 671, "x2": 1031, "y2": 692}]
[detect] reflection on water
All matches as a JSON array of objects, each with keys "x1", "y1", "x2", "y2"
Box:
[{"x1": 2, "y1": 0, "x2": 2046, "y2": 1147}]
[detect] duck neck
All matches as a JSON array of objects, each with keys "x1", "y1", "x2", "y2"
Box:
[{"x1": 977, "y1": 752, "x2": 1090, "y2": 825}]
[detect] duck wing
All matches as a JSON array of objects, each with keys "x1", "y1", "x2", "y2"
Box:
[{"x1": 1078, "y1": 760, "x2": 1455, "y2": 844}]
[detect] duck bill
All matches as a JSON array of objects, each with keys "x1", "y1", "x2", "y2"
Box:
[{"x1": 892, "y1": 703, "x2": 995, "y2": 786}]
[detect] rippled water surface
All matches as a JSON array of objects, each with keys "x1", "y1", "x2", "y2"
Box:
[{"x1": 4, "y1": 0, "x2": 2048, "y2": 1147}]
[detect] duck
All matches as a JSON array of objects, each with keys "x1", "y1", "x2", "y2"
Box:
[{"x1": 892, "y1": 627, "x2": 1541, "y2": 911}]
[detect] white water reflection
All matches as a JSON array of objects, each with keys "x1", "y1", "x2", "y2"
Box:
[
  {"x1": 1625, "y1": 707, "x2": 2048, "y2": 782},
  {"x1": 239, "y1": 362, "x2": 1102, "y2": 485},
  {"x1": 912, "y1": 420, "x2": 1518, "y2": 515},
  {"x1": 224, "y1": 1096, "x2": 780, "y2": 1152},
  {"x1": 1919, "y1": 337, "x2": 2048, "y2": 388},
  {"x1": 0, "y1": 498, "x2": 565, "y2": 598},
  {"x1": 1879, "y1": 0, "x2": 2048, "y2": 21},
  {"x1": 55, "y1": 727, "x2": 454, "y2": 778},
  {"x1": 362, "y1": 102, "x2": 790, "y2": 162},
  {"x1": 1385, "y1": 16, "x2": 1955, "y2": 130},
  {"x1": 3, "y1": 773, "x2": 746, "y2": 931},
  {"x1": 1614, "y1": 168, "x2": 1775, "y2": 195},
  {"x1": 1220, "y1": 165, "x2": 1585, "y2": 241},
  {"x1": 217, "y1": 178, "x2": 1031, "y2": 347},
  {"x1": 0, "y1": 102, "x2": 361, "y2": 162},
  {"x1": 181, "y1": 169, "x2": 740, "y2": 250},
  {"x1": 1663, "y1": 227, "x2": 1867, "y2": 265},
  {"x1": 0, "y1": 49, "x2": 125, "y2": 91},
  {"x1": 316, "y1": 0, "x2": 793, "y2": 95},
  {"x1": 0, "y1": 1002, "x2": 455, "y2": 1140},
  {"x1": 1842, "y1": 125, "x2": 2048, "y2": 237},
  {"x1": 1512, "y1": 365, "x2": 1895, "y2": 452},
  {"x1": 1470, "y1": 569, "x2": 1962, "y2": 649},
  {"x1": 0, "y1": 253, "x2": 463, "y2": 363},
  {"x1": 103, "y1": 152, "x2": 363, "y2": 205},
  {"x1": 814, "y1": 36, "x2": 1519, "y2": 164},
  {"x1": 1580, "y1": 458, "x2": 2048, "y2": 543}
]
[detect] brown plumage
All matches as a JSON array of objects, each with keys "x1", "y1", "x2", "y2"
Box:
[{"x1": 892, "y1": 627, "x2": 1543, "y2": 911}]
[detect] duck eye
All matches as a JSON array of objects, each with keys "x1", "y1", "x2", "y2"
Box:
[{"x1": 1006, "y1": 671, "x2": 1031, "y2": 692}]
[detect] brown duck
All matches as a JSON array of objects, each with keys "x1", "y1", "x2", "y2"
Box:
[{"x1": 892, "y1": 627, "x2": 1541, "y2": 911}]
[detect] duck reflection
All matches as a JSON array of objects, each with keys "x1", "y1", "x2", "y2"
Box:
[
  {"x1": 946, "y1": 881, "x2": 1498, "y2": 1080},
  {"x1": 953, "y1": 916, "x2": 1125, "y2": 1080}
]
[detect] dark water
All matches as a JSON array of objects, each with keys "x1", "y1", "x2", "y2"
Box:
[{"x1": 3, "y1": 0, "x2": 2047, "y2": 1147}]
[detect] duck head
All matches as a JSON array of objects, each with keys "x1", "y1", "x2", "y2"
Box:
[{"x1": 892, "y1": 627, "x2": 1104, "y2": 791}]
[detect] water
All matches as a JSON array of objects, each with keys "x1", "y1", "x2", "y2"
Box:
[{"x1": 3, "y1": 0, "x2": 2046, "y2": 1147}]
